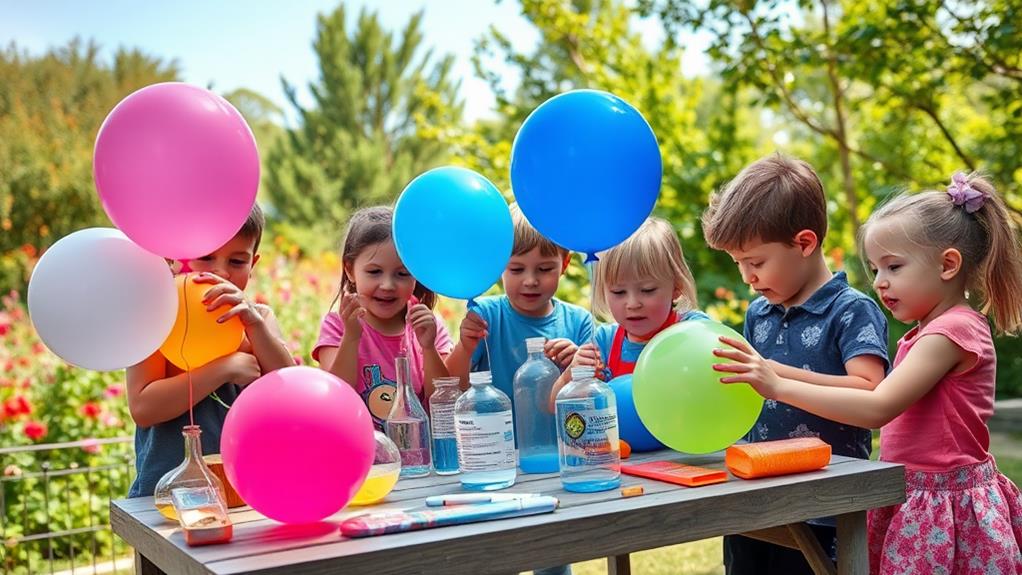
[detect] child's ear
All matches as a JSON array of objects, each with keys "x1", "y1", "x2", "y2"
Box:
[
  {"x1": 250, "y1": 253, "x2": 260, "y2": 270},
  {"x1": 939, "y1": 248, "x2": 963, "y2": 281},
  {"x1": 793, "y1": 230, "x2": 820, "y2": 257},
  {"x1": 343, "y1": 262, "x2": 355, "y2": 284}
]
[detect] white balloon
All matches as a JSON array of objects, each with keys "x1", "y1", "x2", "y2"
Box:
[{"x1": 28, "y1": 228, "x2": 178, "y2": 371}]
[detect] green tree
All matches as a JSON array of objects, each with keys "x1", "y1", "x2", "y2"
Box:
[
  {"x1": 0, "y1": 39, "x2": 180, "y2": 291},
  {"x1": 264, "y1": 4, "x2": 463, "y2": 251}
]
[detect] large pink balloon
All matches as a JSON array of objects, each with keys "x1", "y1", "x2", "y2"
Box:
[
  {"x1": 94, "y1": 82, "x2": 259, "y2": 260},
  {"x1": 221, "y1": 367, "x2": 375, "y2": 524}
]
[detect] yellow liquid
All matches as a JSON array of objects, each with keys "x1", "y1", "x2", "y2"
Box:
[
  {"x1": 349, "y1": 464, "x2": 400, "y2": 506},
  {"x1": 155, "y1": 501, "x2": 178, "y2": 521}
]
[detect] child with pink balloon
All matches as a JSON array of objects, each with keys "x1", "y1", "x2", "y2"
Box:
[
  {"x1": 553, "y1": 217, "x2": 709, "y2": 395},
  {"x1": 313, "y1": 206, "x2": 454, "y2": 430},
  {"x1": 126, "y1": 203, "x2": 295, "y2": 498},
  {"x1": 703, "y1": 155, "x2": 890, "y2": 575}
]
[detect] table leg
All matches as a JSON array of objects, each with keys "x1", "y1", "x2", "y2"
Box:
[
  {"x1": 135, "y1": 551, "x2": 167, "y2": 575},
  {"x1": 836, "y1": 511, "x2": 868, "y2": 575},
  {"x1": 608, "y1": 554, "x2": 631, "y2": 575}
]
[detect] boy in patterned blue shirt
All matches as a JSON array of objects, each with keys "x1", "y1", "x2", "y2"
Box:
[{"x1": 702, "y1": 154, "x2": 890, "y2": 575}]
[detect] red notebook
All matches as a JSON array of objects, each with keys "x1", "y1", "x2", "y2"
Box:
[{"x1": 620, "y1": 461, "x2": 728, "y2": 487}]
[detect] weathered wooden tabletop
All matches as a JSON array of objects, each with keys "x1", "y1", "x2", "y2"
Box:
[{"x1": 112, "y1": 450, "x2": 904, "y2": 575}]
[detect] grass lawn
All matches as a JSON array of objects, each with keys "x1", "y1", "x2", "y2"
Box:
[{"x1": 557, "y1": 433, "x2": 1022, "y2": 575}]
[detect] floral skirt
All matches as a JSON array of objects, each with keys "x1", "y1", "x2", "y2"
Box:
[{"x1": 868, "y1": 457, "x2": 1022, "y2": 574}]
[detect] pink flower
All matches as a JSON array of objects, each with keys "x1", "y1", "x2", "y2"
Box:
[
  {"x1": 81, "y1": 438, "x2": 101, "y2": 454},
  {"x1": 104, "y1": 384, "x2": 124, "y2": 398},
  {"x1": 32, "y1": 342, "x2": 45, "y2": 355},
  {"x1": 23, "y1": 421, "x2": 47, "y2": 441},
  {"x1": 103, "y1": 414, "x2": 122, "y2": 428}
]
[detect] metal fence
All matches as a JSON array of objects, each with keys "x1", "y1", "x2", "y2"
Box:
[{"x1": 1, "y1": 437, "x2": 136, "y2": 575}]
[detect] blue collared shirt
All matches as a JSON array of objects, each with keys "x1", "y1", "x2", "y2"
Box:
[{"x1": 743, "y1": 271, "x2": 890, "y2": 460}]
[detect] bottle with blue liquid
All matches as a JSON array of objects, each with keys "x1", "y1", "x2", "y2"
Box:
[
  {"x1": 385, "y1": 355, "x2": 431, "y2": 478},
  {"x1": 513, "y1": 337, "x2": 560, "y2": 473},
  {"x1": 454, "y1": 371, "x2": 516, "y2": 490},
  {"x1": 429, "y1": 377, "x2": 462, "y2": 475},
  {"x1": 555, "y1": 366, "x2": 621, "y2": 492}
]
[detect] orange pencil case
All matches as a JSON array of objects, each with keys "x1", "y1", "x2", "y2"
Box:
[{"x1": 725, "y1": 438, "x2": 831, "y2": 479}]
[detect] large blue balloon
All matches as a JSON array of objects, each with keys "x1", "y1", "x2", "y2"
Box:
[
  {"x1": 393, "y1": 167, "x2": 513, "y2": 300},
  {"x1": 510, "y1": 90, "x2": 661, "y2": 259},
  {"x1": 608, "y1": 375, "x2": 665, "y2": 452}
]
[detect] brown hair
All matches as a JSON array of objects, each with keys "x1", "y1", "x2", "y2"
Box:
[
  {"x1": 592, "y1": 217, "x2": 699, "y2": 320},
  {"x1": 334, "y1": 206, "x2": 437, "y2": 310},
  {"x1": 235, "y1": 202, "x2": 265, "y2": 253},
  {"x1": 509, "y1": 203, "x2": 568, "y2": 258},
  {"x1": 702, "y1": 154, "x2": 827, "y2": 250},
  {"x1": 861, "y1": 173, "x2": 1022, "y2": 334}
]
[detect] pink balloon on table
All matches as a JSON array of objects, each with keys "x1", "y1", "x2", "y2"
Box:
[
  {"x1": 220, "y1": 366, "x2": 375, "y2": 524},
  {"x1": 93, "y1": 82, "x2": 259, "y2": 260}
]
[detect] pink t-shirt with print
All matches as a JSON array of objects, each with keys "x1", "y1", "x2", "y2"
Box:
[
  {"x1": 312, "y1": 312, "x2": 453, "y2": 428},
  {"x1": 880, "y1": 306, "x2": 996, "y2": 472}
]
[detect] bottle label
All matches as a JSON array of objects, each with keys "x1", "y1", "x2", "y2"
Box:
[
  {"x1": 455, "y1": 411, "x2": 515, "y2": 472},
  {"x1": 557, "y1": 399, "x2": 619, "y2": 466},
  {"x1": 430, "y1": 402, "x2": 457, "y2": 438}
]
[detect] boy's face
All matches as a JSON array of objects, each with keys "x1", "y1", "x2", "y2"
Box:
[
  {"x1": 502, "y1": 247, "x2": 564, "y2": 317},
  {"x1": 726, "y1": 235, "x2": 815, "y2": 308},
  {"x1": 175, "y1": 234, "x2": 259, "y2": 290}
]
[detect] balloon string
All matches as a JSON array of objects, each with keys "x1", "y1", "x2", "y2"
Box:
[
  {"x1": 180, "y1": 272, "x2": 194, "y2": 427},
  {"x1": 467, "y1": 297, "x2": 491, "y2": 374},
  {"x1": 585, "y1": 257, "x2": 598, "y2": 352}
]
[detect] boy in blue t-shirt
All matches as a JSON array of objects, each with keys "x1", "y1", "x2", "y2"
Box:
[{"x1": 446, "y1": 204, "x2": 592, "y2": 400}]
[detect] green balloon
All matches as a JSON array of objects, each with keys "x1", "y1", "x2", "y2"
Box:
[{"x1": 633, "y1": 320, "x2": 763, "y2": 454}]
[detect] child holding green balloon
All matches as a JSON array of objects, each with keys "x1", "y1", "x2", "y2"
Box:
[
  {"x1": 556, "y1": 216, "x2": 709, "y2": 388},
  {"x1": 702, "y1": 155, "x2": 890, "y2": 574},
  {"x1": 713, "y1": 171, "x2": 1022, "y2": 574}
]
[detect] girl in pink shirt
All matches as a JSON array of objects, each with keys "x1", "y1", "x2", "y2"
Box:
[
  {"x1": 313, "y1": 207, "x2": 453, "y2": 429},
  {"x1": 716, "y1": 172, "x2": 1022, "y2": 574}
]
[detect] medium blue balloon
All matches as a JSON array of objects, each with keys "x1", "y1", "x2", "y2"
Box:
[
  {"x1": 608, "y1": 375, "x2": 665, "y2": 452},
  {"x1": 393, "y1": 167, "x2": 513, "y2": 300},
  {"x1": 510, "y1": 90, "x2": 661, "y2": 259}
]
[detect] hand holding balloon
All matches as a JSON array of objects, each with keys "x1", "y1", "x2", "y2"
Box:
[{"x1": 713, "y1": 336, "x2": 786, "y2": 400}]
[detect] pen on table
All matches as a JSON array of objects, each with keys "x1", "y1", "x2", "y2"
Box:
[{"x1": 425, "y1": 493, "x2": 542, "y2": 507}]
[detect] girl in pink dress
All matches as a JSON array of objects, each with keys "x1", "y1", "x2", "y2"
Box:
[{"x1": 715, "y1": 172, "x2": 1022, "y2": 574}]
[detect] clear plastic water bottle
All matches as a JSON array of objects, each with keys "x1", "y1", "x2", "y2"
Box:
[
  {"x1": 385, "y1": 355, "x2": 431, "y2": 478},
  {"x1": 555, "y1": 366, "x2": 621, "y2": 492},
  {"x1": 454, "y1": 371, "x2": 516, "y2": 491},
  {"x1": 513, "y1": 337, "x2": 561, "y2": 473},
  {"x1": 429, "y1": 376, "x2": 462, "y2": 475}
]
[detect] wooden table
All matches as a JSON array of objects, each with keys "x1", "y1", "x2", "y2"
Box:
[{"x1": 111, "y1": 451, "x2": 904, "y2": 575}]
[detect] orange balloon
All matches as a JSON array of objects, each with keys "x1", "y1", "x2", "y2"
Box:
[{"x1": 160, "y1": 274, "x2": 244, "y2": 370}]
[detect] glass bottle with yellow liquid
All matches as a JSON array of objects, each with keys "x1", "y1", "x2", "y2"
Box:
[
  {"x1": 349, "y1": 431, "x2": 402, "y2": 506},
  {"x1": 153, "y1": 425, "x2": 227, "y2": 520}
]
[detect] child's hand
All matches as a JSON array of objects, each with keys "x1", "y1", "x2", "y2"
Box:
[
  {"x1": 571, "y1": 343, "x2": 603, "y2": 371},
  {"x1": 713, "y1": 336, "x2": 783, "y2": 399},
  {"x1": 217, "y1": 351, "x2": 262, "y2": 387},
  {"x1": 407, "y1": 303, "x2": 437, "y2": 349},
  {"x1": 338, "y1": 292, "x2": 365, "y2": 338},
  {"x1": 545, "y1": 338, "x2": 578, "y2": 369},
  {"x1": 194, "y1": 273, "x2": 263, "y2": 327},
  {"x1": 458, "y1": 311, "x2": 488, "y2": 352}
]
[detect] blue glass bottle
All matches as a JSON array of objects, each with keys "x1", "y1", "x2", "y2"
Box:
[
  {"x1": 513, "y1": 337, "x2": 560, "y2": 473},
  {"x1": 455, "y1": 371, "x2": 516, "y2": 490},
  {"x1": 555, "y1": 366, "x2": 621, "y2": 492},
  {"x1": 429, "y1": 376, "x2": 462, "y2": 475}
]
